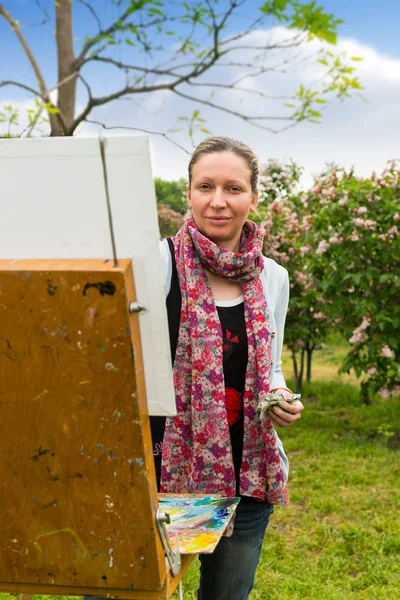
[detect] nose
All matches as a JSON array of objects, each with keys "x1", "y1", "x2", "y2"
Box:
[{"x1": 210, "y1": 186, "x2": 227, "y2": 209}]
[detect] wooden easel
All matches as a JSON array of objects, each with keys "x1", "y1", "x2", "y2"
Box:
[{"x1": 0, "y1": 258, "x2": 194, "y2": 599}]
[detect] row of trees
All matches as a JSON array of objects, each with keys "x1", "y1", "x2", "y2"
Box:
[{"x1": 156, "y1": 160, "x2": 400, "y2": 402}]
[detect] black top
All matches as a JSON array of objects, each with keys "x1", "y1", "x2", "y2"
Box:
[{"x1": 150, "y1": 238, "x2": 261, "y2": 502}]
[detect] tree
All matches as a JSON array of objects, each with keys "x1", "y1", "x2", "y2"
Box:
[
  {"x1": 155, "y1": 177, "x2": 188, "y2": 215},
  {"x1": 0, "y1": 0, "x2": 363, "y2": 142},
  {"x1": 254, "y1": 159, "x2": 331, "y2": 392},
  {"x1": 306, "y1": 162, "x2": 400, "y2": 403}
]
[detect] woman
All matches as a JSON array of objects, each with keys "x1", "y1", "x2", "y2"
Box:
[{"x1": 151, "y1": 136, "x2": 304, "y2": 600}]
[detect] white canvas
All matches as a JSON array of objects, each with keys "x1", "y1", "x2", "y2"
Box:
[{"x1": 0, "y1": 135, "x2": 176, "y2": 417}]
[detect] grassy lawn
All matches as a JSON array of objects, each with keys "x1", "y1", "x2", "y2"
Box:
[
  {"x1": 1, "y1": 338, "x2": 399, "y2": 600},
  {"x1": 173, "y1": 379, "x2": 400, "y2": 599},
  {"x1": 281, "y1": 332, "x2": 361, "y2": 385}
]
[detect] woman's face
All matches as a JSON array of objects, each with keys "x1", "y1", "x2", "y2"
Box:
[{"x1": 187, "y1": 151, "x2": 258, "y2": 251}]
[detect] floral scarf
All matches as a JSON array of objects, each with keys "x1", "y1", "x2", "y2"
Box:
[{"x1": 160, "y1": 218, "x2": 288, "y2": 504}]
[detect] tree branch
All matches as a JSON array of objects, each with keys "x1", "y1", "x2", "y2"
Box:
[
  {"x1": 82, "y1": 119, "x2": 190, "y2": 155},
  {"x1": 77, "y1": 0, "x2": 102, "y2": 31},
  {"x1": 0, "y1": 80, "x2": 42, "y2": 97},
  {"x1": 0, "y1": 3, "x2": 65, "y2": 135},
  {"x1": 186, "y1": 80, "x2": 293, "y2": 101},
  {"x1": 172, "y1": 88, "x2": 292, "y2": 124},
  {"x1": 74, "y1": 10, "x2": 171, "y2": 67}
]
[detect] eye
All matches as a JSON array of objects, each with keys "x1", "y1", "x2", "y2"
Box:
[
  {"x1": 228, "y1": 186, "x2": 242, "y2": 192},
  {"x1": 198, "y1": 183, "x2": 211, "y2": 190}
]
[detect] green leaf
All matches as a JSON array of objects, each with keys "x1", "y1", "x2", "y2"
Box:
[
  {"x1": 125, "y1": 38, "x2": 135, "y2": 45},
  {"x1": 200, "y1": 128, "x2": 212, "y2": 134},
  {"x1": 351, "y1": 56, "x2": 364, "y2": 62},
  {"x1": 148, "y1": 7, "x2": 164, "y2": 16},
  {"x1": 192, "y1": 109, "x2": 200, "y2": 119}
]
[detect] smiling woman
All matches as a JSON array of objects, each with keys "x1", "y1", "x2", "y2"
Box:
[
  {"x1": 148, "y1": 137, "x2": 304, "y2": 600},
  {"x1": 187, "y1": 141, "x2": 259, "y2": 252}
]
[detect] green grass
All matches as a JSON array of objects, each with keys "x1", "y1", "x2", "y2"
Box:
[
  {"x1": 282, "y1": 332, "x2": 361, "y2": 385},
  {"x1": 169, "y1": 379, "x2": 400, "y2": 599},
  {"x1": 1, "y1": 341, "x2": 399, "y2": 600}
]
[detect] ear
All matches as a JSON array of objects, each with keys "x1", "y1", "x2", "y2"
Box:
[
  {"x1": 250, "y1": 191, "x2": 259, "y2": 212},
  {"x1": 186, "y1": 184, "x2": 191, "y2": 208}
]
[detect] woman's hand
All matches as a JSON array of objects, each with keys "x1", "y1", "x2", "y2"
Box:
[{"x1": 268, "y1": 388, "x2": 304, "y2": 428}]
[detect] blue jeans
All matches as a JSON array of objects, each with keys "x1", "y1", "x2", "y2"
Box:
[{"x1": 197, "y1": 500, "x2": 274, "y2": 600}]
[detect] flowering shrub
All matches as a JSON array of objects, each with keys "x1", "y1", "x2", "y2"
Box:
[
  {"x1": 256, "y1": 160, "x2": 331, "y2": 392},
  {"x1": 307, "y1": 162, "x2": 400, "y2": 401}
]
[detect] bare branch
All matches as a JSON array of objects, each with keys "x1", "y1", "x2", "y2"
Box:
[
  {"x1": 29, "y1": 0, "x2": 50, "y2": 26},
  {"x1": 82, "y1": 119, "x2": 190, "y2": 154},
  {"x1": 0, "y1": 71, "x2": 79, "y2": 100},
  {"x1": 78, "y1": 74, "x2": 93, "y2": 103},
  {"x1": 0, "y1": 4, "x2": 48, "y2": 96},
  {"x1": 90, "y1": 56, "x2": 179, "y2": 78},
  {"x1": 0, "y1": 80, "x2": 42, "y2": 97},
  {"x1": 186, "y1": 81, "x2": 293, "y2": 101},
  {"x1": 75, "y1": 10, "x2": 170, "y2": 67},
  {"x1": 77, "y1": 0, "x2": 102, "y2": 30},
  {"x1": 0, "y1": 3, "x2": 65, "y2": 134},
  {"x1": 172, "y1": 89, "x2": 292, "y2": 127}
]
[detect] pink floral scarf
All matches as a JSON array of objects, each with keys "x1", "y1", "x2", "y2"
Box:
[{"x1": 160, "y1": 218, "x2": 288, "y2": 504}]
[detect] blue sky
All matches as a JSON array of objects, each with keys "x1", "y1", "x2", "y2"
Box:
[{"x1": 1, "y1": 0, "x2": 400, "y2": 182}]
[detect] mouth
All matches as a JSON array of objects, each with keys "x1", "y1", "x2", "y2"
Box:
[{"x1": 206, "y1": 216, "x2": 231, "y2": 222}]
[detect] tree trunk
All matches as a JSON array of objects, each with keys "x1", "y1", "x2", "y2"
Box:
[
  {"x1": 298, "y1": 347, "x2": 305, "y2": 394},
  {"x1": 291, "y1": 348, "x2": 304, "y2": 394},
  {"x1": 306, "y1": 345, "x2": 313, "y2": 382},
  {"x1": 55, "y1": 0, "x2": 76, "y2": 135}
]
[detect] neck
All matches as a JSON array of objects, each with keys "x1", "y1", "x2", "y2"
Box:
[{"x1": 212, "y1": 234, "x2": 241, "y2": 253}]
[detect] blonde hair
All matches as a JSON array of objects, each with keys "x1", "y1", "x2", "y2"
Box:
[{"x1": 188, "y1": 136, "x2": 259, "y2": 194}]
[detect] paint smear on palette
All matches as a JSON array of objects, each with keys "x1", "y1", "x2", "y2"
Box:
[{"x1": 158, "y1": 494, "x2": 240, "y2": 554}]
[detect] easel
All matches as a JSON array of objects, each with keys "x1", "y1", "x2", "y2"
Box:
[
  {"x1": 0, "y1": 258, "x2": 193, "y2": 599},
  {"x1": 0, "y1": 136, "x2": 237, "y2": 600}
]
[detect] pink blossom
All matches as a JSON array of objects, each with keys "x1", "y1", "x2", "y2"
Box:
[
  {"x1": 300, "y1": 245, "x2": 312, "y2": 254},
  {"x1": 338, "y1": 197, "x2": 348, "y2": 207},
  {"x1": 367, "y1": 367, "x2": 377, "y2": 377},
  {"x1": 295, "y1": 270, "x2": 308, "y2": 284},
  {"x1": 349, "y1": 316, "x2": 370, "y2": 344},
  {"x1": 379, "y1": 226, "x2": 399, "y2": 241},
  {"x1": 329, "y1": 235, "x2": 342, "y2": 244},
  {"x1": 352, "y1": 218, "x2": 376, "y2": 230},
  {"x1": 349, "y1": 331, "x2": 368, "y2": 344},
  {"x1": 349, "y1": 233, "x2": 359, "y2": 242},
  {"x1": 381, "y1": 344, "x2": 394, "y2": 358},
  {"x1": 348, "y1": 287, "x2": 355, "y2": 293},
  {"x1": 316, "y1": 240, "x2": 330, "y2": 255},
  {"x1": 357, "y1": 206, "x2": 368, "y2": 215},
  {"x1": 269, "y1": 199, "x2": 284, "y2": 215},
  {"x1": 379, "y1": 387, "x2": 390, "y2": 399},
  {"x1": 313, "y1": 312, "x2": 324, "y2": 319},
  {"x1": 394, "y1": 213, "x2": 400, "y2": 221}
]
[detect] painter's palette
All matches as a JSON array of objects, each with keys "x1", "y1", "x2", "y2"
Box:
[{"x1": 158, "y1": 494, "x2": 240, "y2": 554}]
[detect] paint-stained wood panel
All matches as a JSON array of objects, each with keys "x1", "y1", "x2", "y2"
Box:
[{"x1": 0, "y1": 260, "x2": 167, "y2": 594}]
